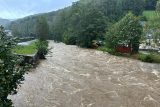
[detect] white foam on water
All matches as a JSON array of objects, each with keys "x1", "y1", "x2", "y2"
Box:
[
  {"x1": 152, "y1": 70, "x2": 160, "y2": 78},
  {"x1": 80, "y1": 73, "x2": 90, "y2": 77}
]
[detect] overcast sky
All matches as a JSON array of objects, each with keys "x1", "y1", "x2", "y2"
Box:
[{"x1": 0, "y1": 0, "x2": 78, "y2": 19}]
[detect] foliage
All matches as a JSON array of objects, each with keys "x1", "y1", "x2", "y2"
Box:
[
  {"x1": 138, "y1": 53, "x2": 160, "y2": 63},
  {"x1": 156, "y1": 0, "x2": 160, "y2": 12},
  {"x1": 143, "y1": 11, "x2": 160, "y2": 45},
  {"x1": 98, "y1": 46, "x2": 160, "y2": 63},
  {"x1": 77, "y1": 8, "x2": 108, "y2": 47},
  {"x1": 36, "y1": 17, "x2": 49, "y2": 40},
  {"x1": 13, "y1": 41, "x2": 37, "y2": 55},
  {"x1": 36, "y1": 40, "x2": 49, "y2": 59},
  {"x1": 143, "y1": 11, "x2": 158, "y2": 20},
  {"x1": 145, "y1": 0, "x2": 158, "y2": 10},
  {"x1": 106, "y1": 12, "x2": 142, "y2": 53},
  {"x1": 0, "y1": 26, "x2": 28, "y2": 106},
  {"x1": 9, "y1": 0, "x2": 145, "y2": 48},
  {"x1": 35, "y1": 16, "x2": 49, "y2": 59},
  {"x1": 122, "y1": 0, "x2": 145, "y2": 15},
  {"x1": 98, "y1": 47, "x2": 121, "y2": 56}
]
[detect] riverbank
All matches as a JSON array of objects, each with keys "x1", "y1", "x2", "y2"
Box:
[
  {"x1": 98, "y1": 46, "x2": 160, "y2": 63},
  {"x1": 10, "y1": 41, "x2": 160, "y2": 107},
  {"x1": 13, "y1": 40, "x2": 37, "y2": 55}
]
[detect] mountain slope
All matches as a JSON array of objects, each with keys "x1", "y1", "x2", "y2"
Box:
[
  {"x1": 10, "y1": 0, "x2": 145, "y2": 44},
  {"x1": 0, "y1": 18, "x2": 10, "y2": 27}
]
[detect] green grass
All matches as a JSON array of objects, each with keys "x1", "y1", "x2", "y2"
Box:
[
  {"x1": 13, "y1": 41, "x2": 37, "y2": 55},
  {"x1": 143, "y1": 10, "x2": 159, "y2": 21}
]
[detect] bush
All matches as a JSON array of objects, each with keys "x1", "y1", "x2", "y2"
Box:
[
  {"x1": 139, "y1": 15, "x2": 147, "y2": 21},
  {"x1": 99, "y1": 46, "x2": 160, "y2": 63},
  {"x1": 98, "y1": 47, "x2": 121, "y2": 56},
  {"x1": 138, "y1": 53, "x2": 160, "y2": 63},
  {"x1": 0, "y1": 26, "x2": 28, "y2": 106},
  {"x1": 36, "y1": 40, "x2": 49, "y2": 59},
  {"x1": 138, "y1": 54, "x2": 154, "y2": 62}
]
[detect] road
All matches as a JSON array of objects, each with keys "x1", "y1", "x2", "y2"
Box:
[{"x1": 10, "y1": 41, "x2": 160, "y2": 107}]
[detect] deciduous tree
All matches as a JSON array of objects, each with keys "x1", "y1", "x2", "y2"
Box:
[{"x1": 106, "y1": 12, "x2": 142, "y2": 53}]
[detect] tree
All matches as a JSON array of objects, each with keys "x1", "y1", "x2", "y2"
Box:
[
  {"x1": 143, "y1": 0, "x2": 160, "y2": 46},
  {"x1": 35, "y1": 17, "x2": 49, "y2": 59},
  {"x1": 9, "y1": 0, "x2": 146, "y2": 48},
  {"x1": 145, "y1": 0, "x2": 158, "y2": 10},
  {"x1": 0, "y1": 26, "x2": 27, "y2": 106},
  {"x1": 122, "y1": 0, "x2": 145, "y2": 15},
  {"x1": 36, "y1": 16, "x2": 49, "y2": 40},
  {"x1": 156, "y1": 0, "x2": 160, "y2": 12},
  {"x1": 77, "y1": 7, "x2": 107, "y2": 47},
  {"x1": 106, "y1": 12, "x2": 142, "y2": 53},
  {"x1": 11, "y1": 24, "x2": 20, "y2": 37}
]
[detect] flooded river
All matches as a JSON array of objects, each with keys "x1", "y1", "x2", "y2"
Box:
[{"x1": 10, "y1": 41, "x2": 160, "y2": 107}]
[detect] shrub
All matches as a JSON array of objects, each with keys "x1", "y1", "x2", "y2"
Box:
[
  {"x1": 98, "y1": 47, "x2": 121, "y2": 56},
  {"x1": 138, "y1": 54, "x2": 154, "y2": 62},
  {"x1": 36, "y1": 40, "x2": 49, "y2": 59},
  {"x1": 138, "y1": 53, "x2": 160, "y2": 63},
  {"x1": 139, "y1": 15, "x2": 147, "y2": 21},
  {"x1": 0, "y1": 26, "x2": 28, "y2": 106}
]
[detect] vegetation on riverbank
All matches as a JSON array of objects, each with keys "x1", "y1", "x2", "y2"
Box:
[
  {"x1": 0, "y1": 26, "x2": 29, "y2": 106},
  {"x1": 35, "y1": 17, "x2": 49, "y2": 59},
  {"x1": 13, "y1": 41, "x2": 37, "y2": 55},
  {"x1": 10, "y1": 0, "x2": 146, "y2": 48},
  {"x1": 98, "y1": 46, "x2": 160, "y2": 63},
  {"x1": 143, "y1": 0, "x2": 160, "y2": 46},
  {"x1": 0, "y1": 16, "x2": 49, "y2": 106},
  {"x1": 9, "y1": 0, "x2": 160, "y2": 64}
]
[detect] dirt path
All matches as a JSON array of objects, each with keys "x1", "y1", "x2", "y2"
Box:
[{"x1": 10, "y1": 41, "x2": 160, "y2": 107}]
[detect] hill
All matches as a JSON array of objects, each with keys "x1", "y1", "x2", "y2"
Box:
[
  {"x1": 10, "y1": 0, "x2": 145, "y2": 47},
  {"x1": 0, "y1": 18, "x2": 11, "y2": 27}
]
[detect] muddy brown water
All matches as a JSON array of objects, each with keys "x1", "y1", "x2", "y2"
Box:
[{"x1": 10, "y1": 41, "x2": 160, "y2": 107}]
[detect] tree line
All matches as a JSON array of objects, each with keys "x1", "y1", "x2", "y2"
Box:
[
  {"x1": 10, "y1": 0, "x2": 147, "y2": 47},
  {"x1": 9, "y1": 0, "x2": 159, "y2": 49}
]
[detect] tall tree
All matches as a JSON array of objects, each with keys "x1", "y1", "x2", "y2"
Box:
[
  {"x1": 145, "y1": 0, "x2": 158, "y2": 10},
  {"x1": 156, "y1": 0, "x2": 160, "y2": 12},
  {"x1": 11, "y1": 24, "x2": 20, "y2": 37},
  {"x1": 122, "y1": 0, "x2": 145, "y2": 15},
  {"x1": 106, "y1": 12, "x2": 142, "y2": 53},
  {"x1": 36, "y1": 16, "x2": 49, "y2": 40},
  {"x1": 77, "y1": 7, "x2": 107, "y2": 47}
]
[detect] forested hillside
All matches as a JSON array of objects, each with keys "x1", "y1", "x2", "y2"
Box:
[
  {"x1": 10, "y1": 0, "x2": 156, "y2": 47},
  {"x1": 0, "y1": 18, "x2": 10, "y2": 27}
]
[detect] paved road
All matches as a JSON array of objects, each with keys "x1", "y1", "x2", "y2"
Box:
[{"x1": 10, "y1": 41, "x2": 160, "y2": 107}]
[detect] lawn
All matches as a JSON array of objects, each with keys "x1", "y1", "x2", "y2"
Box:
[
  {"x1": 143, "y1": 10, "x2": 159, "y2": 21},
  {"x1": 13, "y1": 41, "x2": 37, "y2": 55}
]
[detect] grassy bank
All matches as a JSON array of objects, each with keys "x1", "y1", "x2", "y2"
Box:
[
  {"x1": 98, "y1": 47, "x2": 160, "y2": 63},
  {"x1": 13, "y1": 41, "x2": 37, "y2": 55},
  {"x1": 143, "y1": 10, "x2": 158, "y2": 20}
]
